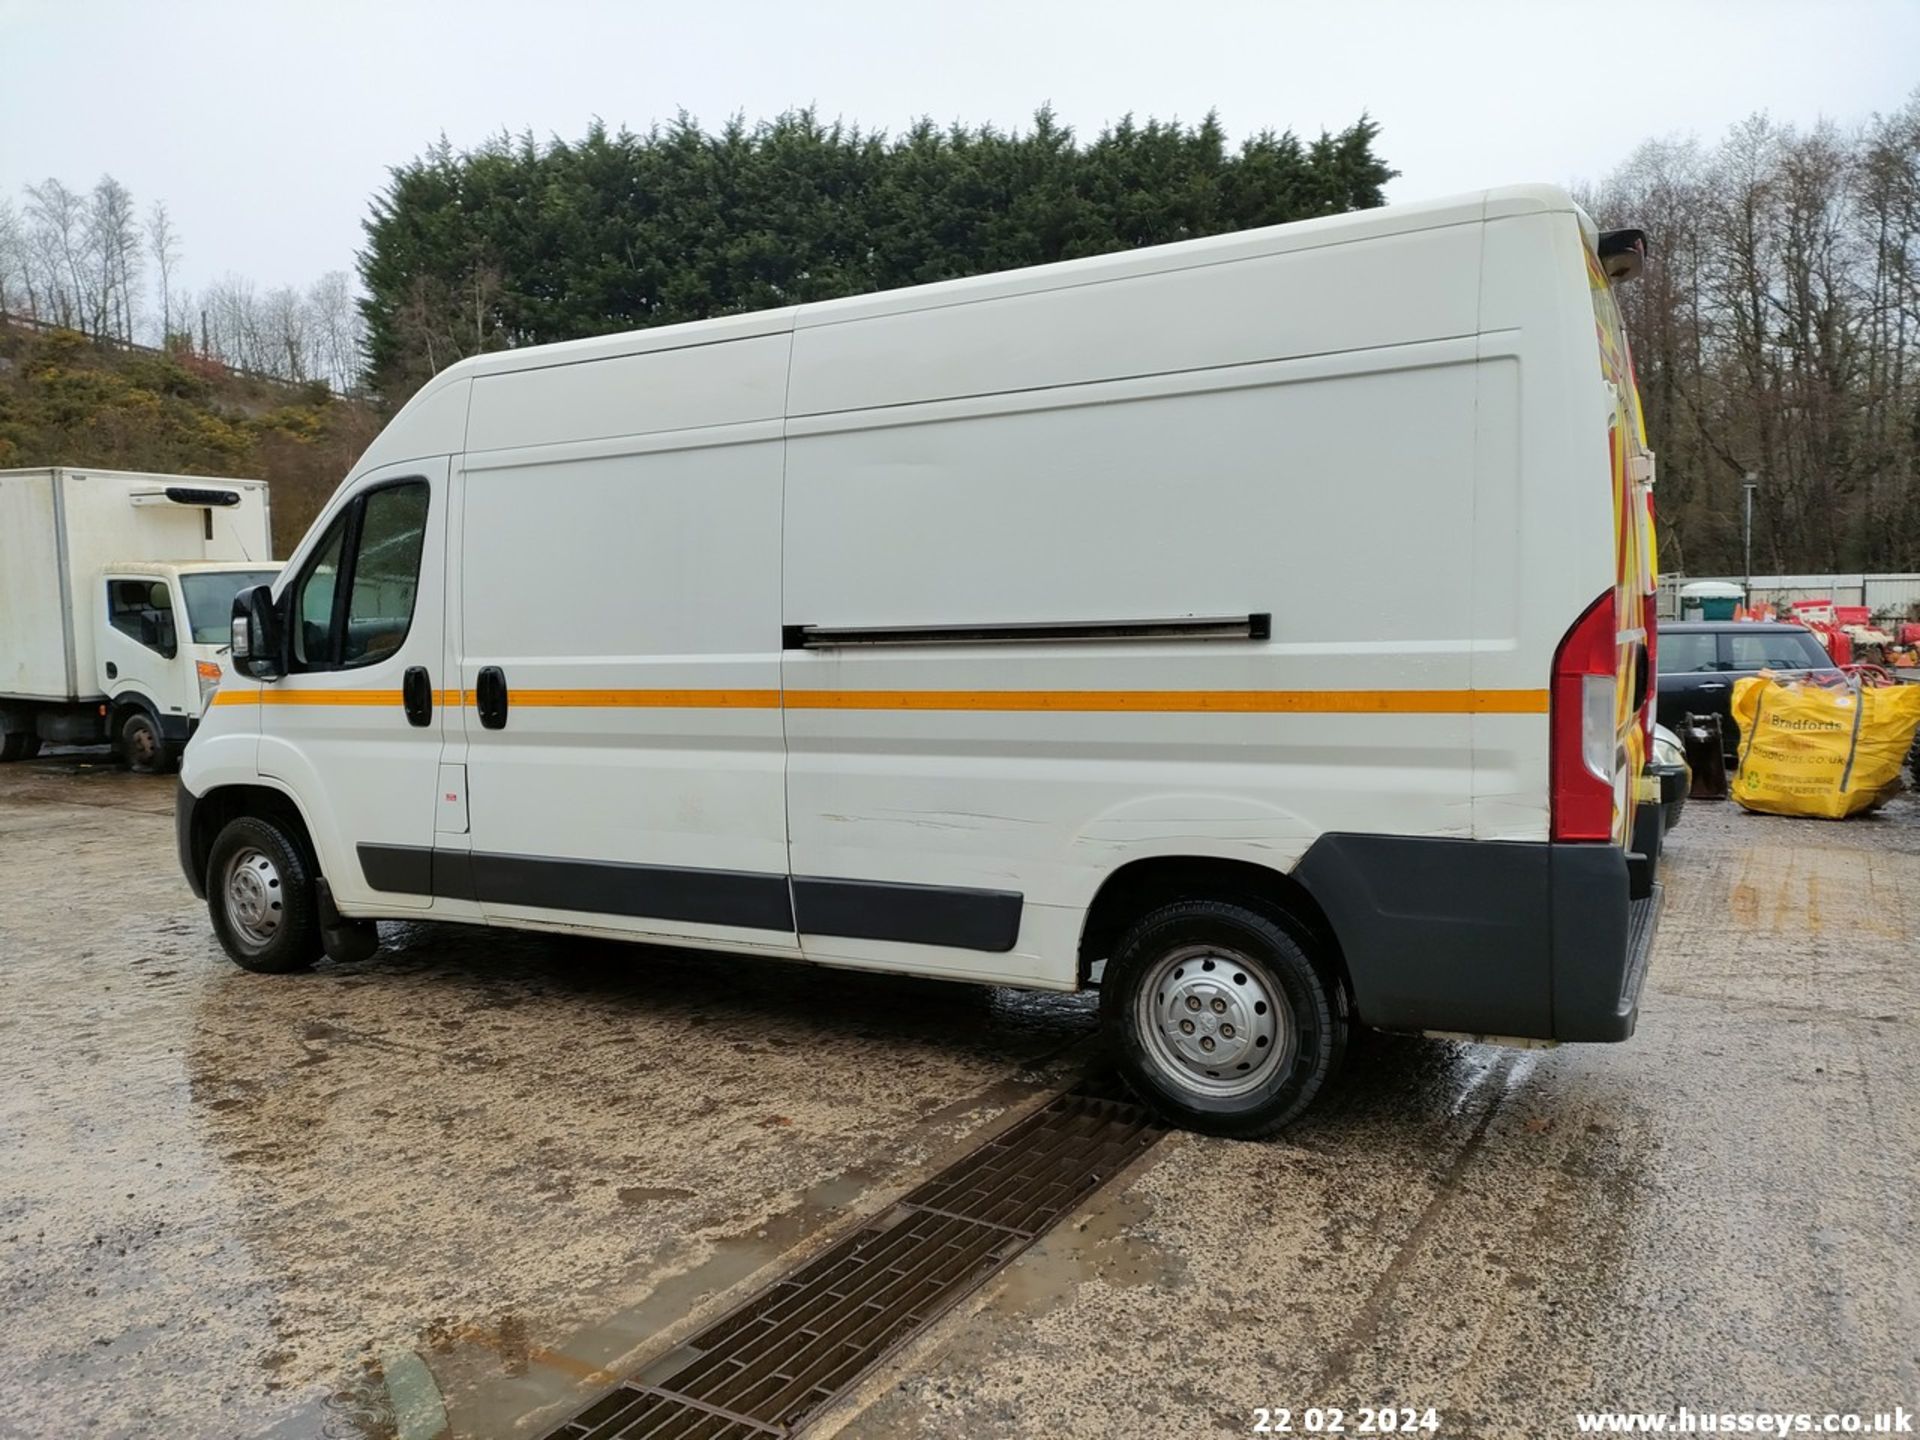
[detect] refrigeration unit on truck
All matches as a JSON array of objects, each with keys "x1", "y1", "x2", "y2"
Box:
[
  {"x1": 1, "y1": 468, "x2": 279, "y2": 771},
  {"x1": 181, "y1": 184, "x2": 1664, "y2": 1136}
]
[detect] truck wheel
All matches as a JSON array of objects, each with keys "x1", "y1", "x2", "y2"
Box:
[
  {"x1": 0, "y1": 715, "x2": 41, "y2": 762},
  {"x1": 1100, "y1": 900, "x2": 1347, "y2": 1138},
  {"x1": 206, "y1": 815, "x2": 321, "y2": 973},
  {"x1": 118, "y1": 710, "x2": 171, "y2": 775}
]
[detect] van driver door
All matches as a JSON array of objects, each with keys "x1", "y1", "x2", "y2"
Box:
[{"x1": 257, "y1": 459, "x2": 451, "y2": 910}]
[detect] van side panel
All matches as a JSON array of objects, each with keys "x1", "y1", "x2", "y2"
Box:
[
  {"x1": 453, "y1": 427, "x2": 796, "y2": 948},
  {"x1": 464, "y1": 335, "x2": 791, "y2": 452},
  {"x1": 789, "y1": 225, "x2": 1482, "y2": 415},
  {"x1": 783, "y1": 333, "x2": 1487, "y2": 982}
]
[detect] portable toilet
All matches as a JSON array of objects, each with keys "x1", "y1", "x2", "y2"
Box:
[{"x1": 1679, "y1": 580, "x2": 1745, "y2": 621}]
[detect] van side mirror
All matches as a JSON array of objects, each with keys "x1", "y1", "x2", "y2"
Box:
[{"x1": 230, "y1": 584, "x2": 284, "y2": 681}]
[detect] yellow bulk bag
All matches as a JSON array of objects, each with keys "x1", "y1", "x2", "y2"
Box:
[{"x1": 1730, "y1": 673, "x2": 1920, "y2": 818}]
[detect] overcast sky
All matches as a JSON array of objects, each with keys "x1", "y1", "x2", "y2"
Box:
[{"x1": 2, "y1": 0, "x2": 1917, "y2": 301}]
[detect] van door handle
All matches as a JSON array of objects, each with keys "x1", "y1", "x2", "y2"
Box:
[
  {"x1": 1698, "y1": 681, "x2": 1728, "y2": 691},
  {"x1": 402, "y1": 666, "x2": 432, "y2": 727},
  {"x1": 476, "y1": 666, "x2": 509, "y2": 730}
]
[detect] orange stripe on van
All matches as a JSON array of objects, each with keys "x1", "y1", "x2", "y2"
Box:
[
  {"x1": 259, "y1": 689, "x2": 404, "y2": 706},
  {"x1": 214, "y1": 686, "x2": 1549, "y2": 715},
  {"x1": 210, "y1": 688, "x2": 401, "y2": 706},
  {"x1": 785, "y1": 688, "x2": 1549, "y2": 714},
  {"x1": 215, "y1": 688, "x2": 468, "y2": 707},
  {"x1": 509, "y1": 688, "x2": 782, "y2": 709}
]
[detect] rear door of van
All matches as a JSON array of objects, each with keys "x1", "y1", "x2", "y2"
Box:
[{"x1": 1587, "y1": 242, "x2": 1655, "y2": 842}]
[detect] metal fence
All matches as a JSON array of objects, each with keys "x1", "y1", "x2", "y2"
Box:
[{"x1": 1658, "y1": 574, "x2": 1920, "y2": 621}]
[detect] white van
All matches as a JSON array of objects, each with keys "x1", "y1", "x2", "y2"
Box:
[{"x1": 178, "y1": 184, "x2": 1662, "y2": 1135}]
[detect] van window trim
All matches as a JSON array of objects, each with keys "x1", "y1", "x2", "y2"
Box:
[{"x1": 288, "y1": 474, "x2": 429, "y2": 674}]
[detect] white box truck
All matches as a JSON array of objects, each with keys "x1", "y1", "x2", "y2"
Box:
[
  {"x1": 180, "y1": 185, "x2": 1663, "y2": 1135},
  {"x1": 1, "y1": 468, "x2": 279, "y2": 770}
]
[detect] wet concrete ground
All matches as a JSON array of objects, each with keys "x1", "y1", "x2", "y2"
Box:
[{"x1": 1, "y1": 755, "x2": 1915, "y2": 1438}]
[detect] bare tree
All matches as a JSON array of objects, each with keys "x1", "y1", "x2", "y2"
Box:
[
  {"x1": 262, "y1": 284, "x2": 308, "y2": 380},
  {"x1": 1585, "y1": 93, "x2": 1920, "y2": 574},
  {"x1": 201, "y1": 272, "x2": 266, "y2": 371},
  {"x1": 0, "y1": 198, "x2": 25, "y2": 317},
  {"x1": 305, "y1": 269, "x2": 364, "y2": 390},
  {"x1": 146, "y1": 200, "x2": 181, "y2": 345},
  {"x1": 23, "y1": 178, "x2": 90, "y2": 329},
  {"x1": 87, "y1": 176, "x2": 142, "y2": 341},
  {"x1": 7, "y1": 172, "x2": 368, "y2": 393}
]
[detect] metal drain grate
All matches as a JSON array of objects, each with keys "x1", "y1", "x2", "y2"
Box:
[{"x1": 544, "y1": 1085, "x2": 1163, "y2": 1439}]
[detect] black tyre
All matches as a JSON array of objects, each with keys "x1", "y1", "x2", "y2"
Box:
[
  {"x1": 1101, "y1": 900, "x2": 1347, "y2": 1138},
  {"x1": 0, "y1": 714, "x2": 41, "y2": 762},
  {"x1": 1908, "y1": 730, "x2": 1920, "y2": 789},
  {"x1": 118, "y1": 710, "x2": 172, "y2": 775},
  {"x1": 206, "y1": 815, "x2": 322, "y2": 973}
]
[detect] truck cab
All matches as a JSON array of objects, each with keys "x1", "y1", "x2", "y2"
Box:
[{"x1": 96, "y1": 561, "x2": 281, "y2": 770}]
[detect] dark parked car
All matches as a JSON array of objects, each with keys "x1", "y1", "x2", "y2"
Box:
[{"x1": 1656, "y1": 621, "x2": 1841, "y2": 759}]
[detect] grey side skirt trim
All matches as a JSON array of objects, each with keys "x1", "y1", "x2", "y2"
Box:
[
  {"x1": 353, "y1": 844, "x2": 1023, "y2": 953},
  {"x1": 792, "y1": 875, "x2": 1022, "y2": 953}
]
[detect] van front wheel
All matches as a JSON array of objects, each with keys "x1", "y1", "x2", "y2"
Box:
[
  {"x1": 1101, "y1": 900, "x2": 1346, "y2": 1138},
  {"x1": 118, "y1": 710, "x2": 171, "y2": 775},
  {"x1": 206, "y1": 816, "x2": 321, "y2": 973}
]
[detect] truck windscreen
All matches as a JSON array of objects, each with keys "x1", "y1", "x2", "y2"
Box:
[{"x1": 181, "y1": 571, "x2": 279, "y2": 644}]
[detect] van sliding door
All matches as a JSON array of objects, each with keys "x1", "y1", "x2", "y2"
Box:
[{"x1": 450, "y1": 437, "x2": 797, "y2": 950}]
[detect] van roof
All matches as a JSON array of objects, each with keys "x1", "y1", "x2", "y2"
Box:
[
  {"x1": 357, "y1": 183, "x2": 1590, "y2": 477},
  {"x1": 434, "y1": 183, "x2": 1585, "y2": 383}
]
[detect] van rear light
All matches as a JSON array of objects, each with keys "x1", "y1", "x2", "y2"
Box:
[
  {"x1": 1551, "y1": 589, "x2": 1618, "y2": 842},
  {"x1": 1581, "y1": 676, "x2": 1616, "y2": 781}
]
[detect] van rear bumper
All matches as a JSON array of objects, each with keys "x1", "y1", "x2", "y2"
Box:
[{"x1": 1291, "y1": 831, "x2": 1659, "y2": 1043}]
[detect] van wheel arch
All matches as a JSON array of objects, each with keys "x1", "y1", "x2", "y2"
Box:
[
  {"x1": 108, "y1": 692, "x2": 161, "y2": 730},
  {"x1": 108, "y1": 693, "x2": 158, "y2": 737},
  {"x1": 186, "y1": 784, "x2": 322, "y2": 898},
  {"x1": 1078, "y1": 855, "x2": 1350, "y2": 1001}
]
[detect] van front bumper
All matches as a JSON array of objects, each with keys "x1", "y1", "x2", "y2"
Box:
[
  {"x1": 1291, "y1": 831, "x2": 1660, "y2": 1043},
  {"x1": 175, "y1": 779, "x2": 206, "y2": 899}
]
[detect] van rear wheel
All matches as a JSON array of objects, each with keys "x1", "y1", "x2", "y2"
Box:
[
  {"x1": 1101, "y1": 900, "x2": 1346, "y2": 1138},
  {"x1": 0, "y1": 714, "x2": 40, "y2": 762},
  {"x1": 207, "y1": 815, "x2": 322, "y2": 973}
]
